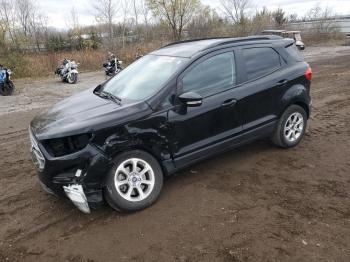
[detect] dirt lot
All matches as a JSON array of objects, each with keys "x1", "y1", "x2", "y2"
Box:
[{"x1": 0, "y1": 46, "x2": 350, "y2": 262}]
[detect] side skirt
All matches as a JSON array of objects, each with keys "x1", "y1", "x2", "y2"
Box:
[{"x1": 162, "y1": 121, "x2": 276, "y2": 175}]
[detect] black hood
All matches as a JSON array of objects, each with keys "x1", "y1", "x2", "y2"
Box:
[{"x1": 31, "y1": 88, "x2": 152, "y2": 140}]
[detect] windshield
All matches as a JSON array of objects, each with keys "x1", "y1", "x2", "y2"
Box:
[{"x1": 102, "y1": 55, "x2": 187, "y2": 101}]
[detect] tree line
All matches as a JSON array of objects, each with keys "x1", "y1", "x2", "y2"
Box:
[{"x1": 0, "y1": 0, "x2": 340, "y2": 54}]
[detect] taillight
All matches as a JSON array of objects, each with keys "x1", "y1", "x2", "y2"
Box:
[{"x1": 305, "y1": 66, "x2": 312, "y2": 81}]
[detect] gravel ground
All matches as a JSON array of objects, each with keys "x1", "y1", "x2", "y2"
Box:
[{"x1": 0, "y1": 46, "x2": 349, "y2": 262}]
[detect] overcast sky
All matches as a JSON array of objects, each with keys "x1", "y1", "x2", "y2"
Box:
[{"x1": 41, "y1": 0, "x2": 350, "y2": 29}]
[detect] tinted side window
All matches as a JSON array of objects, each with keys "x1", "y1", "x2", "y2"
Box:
[
  {"x1": 285, "y1": 44, "x2": 304, "y2": 62},
  {"x1": 182, "y1": 52, "x2": 236, "y2": 97},
  {"x1": 243, "y1": 48, "x2": 281, "y2": 80}
]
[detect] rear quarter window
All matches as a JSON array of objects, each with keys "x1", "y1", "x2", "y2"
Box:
[
  {"x1": 285, "y1": 44, "x2": 304, "y2": 62},
  {"x1": 243, "y1": 47, "x2": 281, "y2": 81}
]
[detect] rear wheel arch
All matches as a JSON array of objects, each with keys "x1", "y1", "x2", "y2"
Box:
[
  {"x1": 294, "y1": 101, "x2": 310, "y2": 119},
  {"x1": 280, "y1": 84, "x2": 310, "y2": 118}
]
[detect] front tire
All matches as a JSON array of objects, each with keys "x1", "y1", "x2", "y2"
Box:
[
  {"x1": 272, "y1": 105, "x2": 307, "y2": 148},
  {"x1": 104, "y1": 150, "x2": 163, "y2": 212},
  {"x1": 0, "y1": 81, "x2": 15, "y2": 96},
  {"x1": 67, "y1": 73, "x2": 78, "y2": 84}
]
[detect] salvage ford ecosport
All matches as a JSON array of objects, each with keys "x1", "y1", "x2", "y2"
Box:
[{"x1": 29, "y1": 36, "x2": 312, "y2": 213}]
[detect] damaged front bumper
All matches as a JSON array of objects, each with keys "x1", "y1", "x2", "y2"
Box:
[
  {"x1": 63, "y1": 182, "x2": 90, "y2": 214},
  {"x1": 29, "y1": 130, "x2": 112, "y2": 213}
]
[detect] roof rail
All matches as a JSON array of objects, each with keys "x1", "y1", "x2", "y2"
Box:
[
  {"x1": 214, "y1": 35, "x2": 282, "y2": 47},
  {"x1": 162, "y1": 35, "x2": 283, "y2": 49},
  {"x1": 162, "y1": 37, "x2": 234, "y2": 48}
]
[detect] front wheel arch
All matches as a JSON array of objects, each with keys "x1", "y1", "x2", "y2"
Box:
[{"x1": 108, "y1": 145, "x2": 169, "y2": 178}]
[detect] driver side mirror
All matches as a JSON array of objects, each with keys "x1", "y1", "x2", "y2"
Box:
[{"x1": 178, "y1": 92, "x2": 203, "y2": 107}]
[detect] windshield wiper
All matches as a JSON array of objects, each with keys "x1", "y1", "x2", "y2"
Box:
[{"x1": 95, "y1": 90, "x2": 122, "y2": 105}]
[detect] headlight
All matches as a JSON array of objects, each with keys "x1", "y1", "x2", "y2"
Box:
[
  {"x1": 44, "y1": 134, "x2": 92, "y2": 157},
  {"x1": 29, "y1": 128, "x2": 45, "y2": 171}
]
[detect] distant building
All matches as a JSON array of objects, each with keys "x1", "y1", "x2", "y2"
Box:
[{"x1": 290, "y1": 15, "x2": 350, "y2": 36}]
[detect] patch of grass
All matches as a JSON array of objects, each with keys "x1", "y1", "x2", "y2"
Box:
[{"x1": 0, "y1": 41, "x2": 164, "y2": 79}]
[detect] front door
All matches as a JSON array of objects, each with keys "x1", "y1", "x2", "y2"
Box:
[{"x1": 167, "y1": 50, "x2": 243, "y2": 165}]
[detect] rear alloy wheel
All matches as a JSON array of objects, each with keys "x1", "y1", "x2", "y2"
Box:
[
  {"x1": 272, "y1": 105, "x2": 307, "y2": 148},
  {"x1": 104, "y1": 150, "x2": 163, "y2": 212},
  {"x1": 283, "y1": 112, "x2": 304, "y2": 143}
]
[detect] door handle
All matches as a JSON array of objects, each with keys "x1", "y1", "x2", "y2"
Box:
[
  {"x1": 277, "y1": 79, "x2": 288, "y2": 85},
  {"x1": 222, "y1": 99, "x2": 237, "y2": 108}
]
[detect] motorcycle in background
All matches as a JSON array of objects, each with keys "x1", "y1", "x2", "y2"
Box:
[
  {"x1": 0, "y1": 65, "x2": 15, "y2": 96},
  {"x1": 55, "y1": 59, "x2": 79, "y2": 84},
  {"x1": 102, "y1": 57, "x2": 123, "y2": 76}
]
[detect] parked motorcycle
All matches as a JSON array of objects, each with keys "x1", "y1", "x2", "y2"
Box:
[
  {"x1": 0, "y1": 65, "x2": 15, "y2": 96},
  {"x1": 102, "y1": 57, "x2": 123, "y2": 76},
  {"x1": 55, "y1": 59, "x2": 79, "y2": 84}
]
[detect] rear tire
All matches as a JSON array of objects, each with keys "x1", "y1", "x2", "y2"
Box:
[
  {"x1": 104, "y1": 150, "x2": 163, "y2": 212},
  {"x1": 271, "y1": 105, "x2": 307, "y2": 148}
]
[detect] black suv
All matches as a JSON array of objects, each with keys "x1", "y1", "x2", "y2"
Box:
[{"x1": 30, "y1": 36, "x2": 312, "y2": 213}]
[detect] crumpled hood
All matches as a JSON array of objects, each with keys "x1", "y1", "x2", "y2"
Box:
[{"x1": 31, "y1": 88, "x2": 152, "y2": 140}]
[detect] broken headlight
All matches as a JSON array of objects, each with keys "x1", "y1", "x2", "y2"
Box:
[{"x1": 44, "y1": 134, "x2": 92, "y2": 157}]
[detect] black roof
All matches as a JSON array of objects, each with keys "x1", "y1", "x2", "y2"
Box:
[{"x1": 151, "y1": 35, "x2": 284, "y2": 58}]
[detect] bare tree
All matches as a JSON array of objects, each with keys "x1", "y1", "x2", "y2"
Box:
[
  {"x1": 219, "y1": 0, "x2": 250, "y2": 24},
  {"x1": 16, "y1": 0, "x2": 34, "y2": 37},
  {"x1": 272, "y1": 8, "x2": 287, "y2": 29},
  {"x1": 121, "y1": 0, "x2": 131, "y2": 48},
  {"x1": 139, "y1": 0, "x2": 151, "y2": 27},
  {"x1": 289, "y1": 13, "x2": 298, "y2": 23},
  {"x1": 0, "y1": 0, "x2": 17, "y2": 46},
  {"x1": 69, "y1": 7, "x2": 80, "y2": 31},
  {"x1": 147, "y1": 0, "x2": 200, "y2": 40},
  {"x1": 0, "y1": 19, "x2": 7, "y2": 47},
  {"x1": 305, "y1": 4, "x2": 336, "y2": 34},
  {"x1": 132, "y1": 0, "x2": 139, "y2": 29},
  {"x1": 29, "y1": 10, "x2": 48, "y2": 51},
  {"x1": 188, "y1": 6, "x2": 230, "y2": 38},
  {"x1": 251, "y1": 7, "x2": 273, "y2": 33},
  {"x1": 131, "y1": 0, "x2": 151, "y2": 28},
  {"x1": 92, "y1": 0, "x2": 119, "y2": 40}
]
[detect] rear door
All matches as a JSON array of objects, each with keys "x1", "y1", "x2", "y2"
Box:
[{"x1": 237, "y1": 46, "x2": 287, "y2": 131}]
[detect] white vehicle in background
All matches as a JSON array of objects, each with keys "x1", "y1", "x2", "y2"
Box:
[
  {"x1": 55, "y1": 59, "x2": 79, "y2": 84},
  {"x1": 262, "y1": 30, "x2": 306, "y2": 50}
]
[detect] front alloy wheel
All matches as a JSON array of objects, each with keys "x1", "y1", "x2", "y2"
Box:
[
  {"x1": 114, "y1": 158, "x2": 155, "y2": 202},
  {"x1": 104, "y1": 150, "x2": 163, "y2": 212}
]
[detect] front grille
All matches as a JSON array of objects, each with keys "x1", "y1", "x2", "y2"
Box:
[{"x1": 29, "y1": 128, "x2": 45, "y2": 171}]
